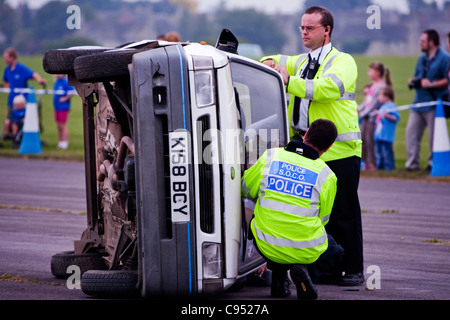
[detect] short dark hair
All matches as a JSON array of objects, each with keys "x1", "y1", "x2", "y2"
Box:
[
  {"x1": 302, "y1": 119, "x2": 337, "y2": 152},
  {"x1": 304, "y1": 6, "x2": 334, "y2": 37},
  {"x1": 379, "y1": 86, "x2": 395, "y2": 102},
  {"x1": 423, "y1": 29, "x2": 440, "y2": 46},
  {"x1": 4, "y1": 47, "x2": 18, "y2": 59}
]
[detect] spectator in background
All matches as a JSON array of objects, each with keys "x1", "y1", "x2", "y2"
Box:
[
  {"x1": 406, "y1": 29, "x2": 449, "y2": 171},
  {"x1": 165, "y1": 31, "x2": 181, "y2": 42},
  {"x1": 357, "y1": 62, "x2": 392, "y2": 171},
  {"x1": 53, "y1": 74, "x2": 74, "y2": 150},
  {"x1": 374, "y1": 86, "x2": 400, "y2": 171},
  {"x1": 10, "y1": 94, "x2": 27, "y2": 147},
  {"x1": 445, "y1": 31, "x2": 450, "y2": 118},
  {"x1": 2, "y1": 47, "x2": 47, "y2": 140}
]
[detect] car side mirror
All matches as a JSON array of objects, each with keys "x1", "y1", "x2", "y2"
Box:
[{"x1": 215, "y1": 28, "x2": 239, "y2": 54}]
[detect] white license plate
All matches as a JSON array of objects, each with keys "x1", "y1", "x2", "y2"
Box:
[{"x1": 169, "y1": 131, "x2": 190, "y2": 222}]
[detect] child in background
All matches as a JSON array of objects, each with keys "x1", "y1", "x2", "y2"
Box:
[
  {"x1": 53, "y1": 74, "x2": 74, "y2": 149},
  {"x1": 374, "y1": 86, "x2": 400, "y2": 170},
  {"x1": 10, "y1": 94, "x2": 27, "y2": 147},
  {"x1": 358, "y1": 62, "x2": 392, "y2": 171}
]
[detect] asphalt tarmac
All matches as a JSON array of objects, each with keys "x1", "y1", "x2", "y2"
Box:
[{"x1": 0, "y1": 157, "x2": 449, "y2": 310}]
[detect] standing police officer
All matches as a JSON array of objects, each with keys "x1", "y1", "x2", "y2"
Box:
[
  {"x1": 261, "y1": 6, "x2": 364, "y2": 286},
  {"x1": 242, "y1": 119, "x2": 343, "y2": 300}
]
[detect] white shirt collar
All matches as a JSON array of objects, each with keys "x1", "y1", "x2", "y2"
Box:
[{"x1": 309, "y1": 42, "x2": 332, "y2": 65}]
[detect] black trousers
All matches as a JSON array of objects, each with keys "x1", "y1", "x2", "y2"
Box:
[
  {"x1": 262, "y1": 234, "x2": 344, "y2": 283},
  {"x1": 325, "y1": 156, "x2": 364, "y2": 274}
]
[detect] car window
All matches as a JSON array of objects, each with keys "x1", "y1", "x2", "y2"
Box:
[
  {"x1": 230, "y1": 61, "x2": 287, "y2": 167},
  {"x1": 230, "y1": 60, "x2": 288, "y2": 274}
]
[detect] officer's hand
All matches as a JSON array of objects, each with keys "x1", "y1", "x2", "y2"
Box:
[
  {"x1": 262, "y1": 59, "x2": 276, "y2": 68},
  {"x1": 274, "y1": 65, "x2": 289, "y2": 85},
  {"x1": 254, "y1": 264, "x2": 268, "y2": 277}
]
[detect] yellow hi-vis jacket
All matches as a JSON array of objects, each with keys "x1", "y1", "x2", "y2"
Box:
[
  {"x1": 241, "y1": 145, "x2": 337, "y2": 265},
  {"x1": 261, "y1": 47, "x2": 362, "y2": 162}
]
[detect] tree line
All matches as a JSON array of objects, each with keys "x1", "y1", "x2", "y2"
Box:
[{"x1": 0, "y1": 0, "x2": 441, "y2": 55}]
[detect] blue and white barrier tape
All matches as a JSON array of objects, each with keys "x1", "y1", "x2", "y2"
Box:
[
  {"x1": 386, "y1": 100, "x2": 450, "y2": 112},
  {"x1": 0, "y1": 88, "x2": 78, "y2": 95}
]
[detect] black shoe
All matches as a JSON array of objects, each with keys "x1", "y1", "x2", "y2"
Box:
[
  {"x1": 338, "y1": 272, "x2": 364, "y2": 286},
  {"x1": 290, "y1": 265, "x2": 317, "y2": 300},
  {"x1": 270, "y1": 271, "x2": 291, "y2": 298},
  {"x1": 3, "y1": 135, "x2": 13, "y2": 141},
  {"x1": 271, "y1": 281, "x2": 291, "y2": 297}
]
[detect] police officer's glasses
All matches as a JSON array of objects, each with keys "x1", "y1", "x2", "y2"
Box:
[{"x1": 299, "y1": 25, "x2": 324, "y2": 33}]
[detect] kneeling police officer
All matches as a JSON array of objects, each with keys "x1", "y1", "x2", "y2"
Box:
[{"x1": 241, "y1": 119, "x2": 344, "y2": 299}]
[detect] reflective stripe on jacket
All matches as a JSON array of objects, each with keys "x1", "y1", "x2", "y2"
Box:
[
  {"x1": 241, "y1": 147, "x2": 337, "y2": 265},
  {"x1": 261, "y1": 47, "x2": 362, "y2": 162}
]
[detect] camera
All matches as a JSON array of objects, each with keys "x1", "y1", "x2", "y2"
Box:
[{"x1": 408, "y1": 77, "x2": 422, "y2": 89}]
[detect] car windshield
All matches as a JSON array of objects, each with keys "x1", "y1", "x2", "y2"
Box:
[{"x1": 230, "y1": 60, "x2": 287, "y2": 167}]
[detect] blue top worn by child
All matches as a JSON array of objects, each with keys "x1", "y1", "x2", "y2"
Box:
[
  {"x1": 374, "y1": 100, "x2": 400, "y2": 170},
  {"x1": 11, "y1": 108, "x2": 26, "y2": 125},
  {"x1": 374, "y1": 101, "x2": 400, "y2": 143},
  {"x1": 53, "y1": 76, "x2": 74, "y2": 112}
]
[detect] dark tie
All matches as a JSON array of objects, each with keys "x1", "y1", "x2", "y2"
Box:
[{"x1": 292, "y1": 54, "x2": 311, "y2": 126}]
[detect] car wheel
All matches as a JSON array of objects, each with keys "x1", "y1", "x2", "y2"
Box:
[
  {"x1": 81, "y1": 270, "x2": 139, "y2": 297},
  {"x1": 43, "y1": 48, "x2": 109, "y2": 75},
  {"x1": 74, "y1": 49, "x2": 143, "y2": 83},
  {"x1": 50, "y1": 250, "x2": 108, "y2": 279}
]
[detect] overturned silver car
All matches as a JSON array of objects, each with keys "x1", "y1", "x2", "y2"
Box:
[{"x1": 43, "y1": 30, "x2": 289, "y2": 298}]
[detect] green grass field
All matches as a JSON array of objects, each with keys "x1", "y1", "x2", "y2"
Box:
[{"x1": 1, "y1": 54, "x2": 449, "y2": 181}]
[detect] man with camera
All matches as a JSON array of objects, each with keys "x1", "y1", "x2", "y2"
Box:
[{"x1": 405, "y1": 29, "x2": 450, "y2": 171}]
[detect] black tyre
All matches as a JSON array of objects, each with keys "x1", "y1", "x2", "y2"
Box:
[
  {"x1": 74, "y1": 49, "x2": 142, "y2": 83},
  {"x1": 43, "y1": 48, "x2": 109, "y2": 74},
  {"x1": 50, "y1": 250, "x2": 108, "y2": 279},
  {"x1": 81, "y1": 270, "x2": 139, "y2": 297}
]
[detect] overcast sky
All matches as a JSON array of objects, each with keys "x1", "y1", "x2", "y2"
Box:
[
  {"x1": 6, "y1": 0, "x2": 450, "y2": 14},
  {"x1": 4, "y1": 0, "x2": 304, "y2": 14},
  {"x1": 5, "y1": 0, "x2": 418, "y2": 14}
]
